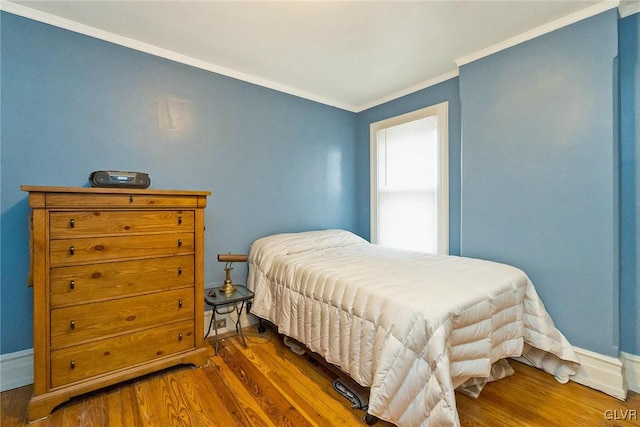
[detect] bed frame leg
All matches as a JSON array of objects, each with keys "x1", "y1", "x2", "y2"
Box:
[
  {"x1": 257, "y1": 318, "x2": 266, "y2": 333},
  {"x1": 364, "y1": 413, "x2": 378, "y2": 425}
]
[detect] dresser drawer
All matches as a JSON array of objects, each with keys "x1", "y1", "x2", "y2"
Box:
[
  {"x1": 50, "y1": 256, "x2": 194, "y2": 307},
  {"x1": 45, "y1": 192, "x2": 201, "y2": 209},
  {"x1": 51, "y1": 288, "x2": 194, "y2": 349},
  {"x1": 50, "y1": 320, "x2": 195, "y2": 388},
  {"x1": 50, "y1": 211, "x2": 194, "y2": 238},
  {"x1": 50, "y1": 233, "x2": 194, "y2": 266}
]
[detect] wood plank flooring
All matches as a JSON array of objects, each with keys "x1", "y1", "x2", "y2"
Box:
[{"x1": 2, "y1": 325, "x2": 639, "y2": 426}]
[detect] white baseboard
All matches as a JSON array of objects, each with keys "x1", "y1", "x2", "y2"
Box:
[
  {"x1": 570, "y1": 347, "x2": 627, "y2": 400},
  {"x1": 2, "y1": 336, "x2": 636, "y2": 400},
  {"x1": 0, "y1": 348, "x2": 33, "y2": 392},
  {"x1": 513, "y1": 346, "x2": 629, "y2": 400},
  {"x1": 621, "y1": 351, "x2": 640, "y2": 393}
]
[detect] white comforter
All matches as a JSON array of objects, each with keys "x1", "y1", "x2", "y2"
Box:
[{"x1": 248, "y1": 230, "x2": 579, "y2": 426}]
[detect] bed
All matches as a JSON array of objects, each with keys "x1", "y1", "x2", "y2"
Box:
[{"x1": 247, "y1": 229, "x2": 579, "y2": 426}]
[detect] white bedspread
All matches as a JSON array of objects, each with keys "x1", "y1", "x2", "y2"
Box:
[{"x1": 247, "y1": 230, "x2": 579, "y2": 426}]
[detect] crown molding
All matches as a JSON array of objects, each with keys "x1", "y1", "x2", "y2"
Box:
[
  {"x1": 354, "y1": 70, "x2": 459, "y2": 113},
  {"x1": 1, "y1": 0, "x2": 629, "y2": 113},
  {"x1": 619, "y1": 1, "x2": 640, "y2": 17},
  {"x1": 455, "y1": 0, "x2": 620, "y2": 68},
  {"x1": 0, "y1": 0, "x2": 357, "y2": 112}
]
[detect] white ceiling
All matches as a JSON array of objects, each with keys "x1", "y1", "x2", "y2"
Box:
[{"x1": 2, "y1": 1, "x2": 628, "y2": 112}]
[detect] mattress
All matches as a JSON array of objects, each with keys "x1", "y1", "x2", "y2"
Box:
[{"x1": 247, "y1": 229, "x2": 579, "y2": 426}]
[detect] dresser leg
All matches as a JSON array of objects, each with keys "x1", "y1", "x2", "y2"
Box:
[{"x1": 28, "y1": 391, "x2": 71, "y2": 423}]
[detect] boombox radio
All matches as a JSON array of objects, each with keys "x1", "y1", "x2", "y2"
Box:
[{"x1": 88, "y1": 170, "x2": 151, "y2": 189}]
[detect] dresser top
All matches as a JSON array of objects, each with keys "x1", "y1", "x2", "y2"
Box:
[{"x1": 21, "y1": 185, "x2": 211, "y2": 196}]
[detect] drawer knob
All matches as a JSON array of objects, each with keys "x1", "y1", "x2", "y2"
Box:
[
  {"x1": 178, "y1": 267, "x2": 183, "y2": 275},
  {"x1": 129, "y1": 195, "x2": 134, "y2": 203},
  {"x1": 69, "y1": 280, "x2": 75, "y2": 290},
  {"x1": 178, "y1": 239, "x2": 182, "y2": 248},
  {"x1": 69, "y1": 218, "x2": 75, "y2": 228},
  {"x1": 70, "y1": 359, "x2": 75, "y2": 369},
  {"x1": 70, "y1": 320, "x2": 75, "y2": 329},
  {"x1": 178, "y1": 333, "x2": 183, "y2": 341},
  {"x1": 178, "y1": 300, "x2": 183, "y2": 308},
  {"x1": 178, "y1": 216, "x2": 183, "y2": 225},
  {"x1": 69, "y1": 246, "x2": 75, "y2": 256}
]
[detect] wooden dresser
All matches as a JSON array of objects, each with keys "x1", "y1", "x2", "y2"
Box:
[{"x1": 21, "y1": 186, "x2": 211, "y2": 421}]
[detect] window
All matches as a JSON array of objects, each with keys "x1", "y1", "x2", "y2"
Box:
[{"x1": 370, "y1": 102, "x2": 448, "y2": 254}]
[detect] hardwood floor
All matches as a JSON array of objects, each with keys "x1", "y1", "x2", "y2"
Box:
[{"x1": 2, "y1": 325, "x2": 639, "y2": 426}]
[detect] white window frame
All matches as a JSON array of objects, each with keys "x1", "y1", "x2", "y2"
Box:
[{"x1": 370, "y1": 102, "x2": 449, "y2": 254}]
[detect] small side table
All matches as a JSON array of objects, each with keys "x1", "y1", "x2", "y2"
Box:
[{"x1": 204, "y1": 285, "x2": 254, "y2": 355}]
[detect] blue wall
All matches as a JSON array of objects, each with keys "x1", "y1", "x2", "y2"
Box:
[
  {"x1": 1, "y1": 8, "x2": 639, "y2": 361},
  {"x1": 620, "y1": 13, "x2": 639, "y2": 356},
  {"x1": 356, "y1": 10, "x2": 638, "y2": 358},
  {"x1": 0, "y1": 13, "x2": 358, "y2": 354},
  {"x1": 356, "y1": 79, "x2": 462, "y2": 255},
  {"x1": 459, "y1": 10, "x2": 620, "y2": 356}
]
